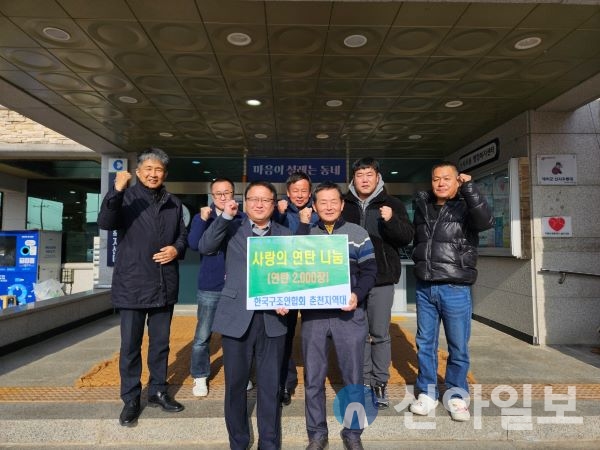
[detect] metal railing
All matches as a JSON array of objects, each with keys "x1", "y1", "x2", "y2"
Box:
[{"x1": 539, "y1": 268, "x2": 600, "y2": 284}]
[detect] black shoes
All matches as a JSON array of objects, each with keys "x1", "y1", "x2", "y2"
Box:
[
  {"x1": 119, "y1": 392, "x2": 183, "y2": 426},
  {"x1": 280, "y1": 388, "x2": 292, "y2": 406},
  {"x1": 119, "y1": 397, "x2": 141, "y2": 427},
  {"x1": 341, "y1": 435, "x2": 364, "y2": 450},
  {"x1": 306, "y1": 436, "x2": 328, "y2": 450},
  {"x1": 371, "y1": 382, "x2": 389, "y2": 409},
  {"x1": 147, "y1": 391, "x2": 184, "y2": 412}
]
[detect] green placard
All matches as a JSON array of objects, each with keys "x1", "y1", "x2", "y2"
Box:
[{"x1": 247, "y1": 235, "x2": 351, "y2": 310}]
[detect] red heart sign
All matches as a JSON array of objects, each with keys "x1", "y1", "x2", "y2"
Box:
[{"x1": 548, "y1": 217, "x2": 565, "y2": 231}]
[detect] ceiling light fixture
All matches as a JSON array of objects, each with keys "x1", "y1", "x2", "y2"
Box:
[
  {"x1": 227, "y1": 32, "x2": 252, "y2": 47},
  {"x1": 246, "y1": 99, "x2": 262, "y2": 106},
  {"x1": 42, "y1": 26, "x2": 71, "y2": 41},
  {"x1": 408, "y1": 134, "x2": 422, "y2": 140},
  {"x1": 445, "y1": 100, "x2": 463, "y2": 108},
  {"x1": 254, "y1": 133, "x2": 268, "y2": 139},
  {"x1": 69, "y1": 190, "x2": 76, "y2": 194},
  {"x1": 390, "y1": 171, "x2": 398, "y2": 175},
  {"x1": 514, "y1": 36, "x2": 542, "y2": 51},
  {"x1": 192, "y1": 160, "x2": 201, "y2": 165},
  {"x1": 316, "y1": 133, "x2": 329, "y2": 139},
  {"x1": 343, "y1": 34, "x2": 368, "y2": 48},
  {"x1": 203, "y1": 170, "x2": 211, "y2": 174},
  {"x1": 159, "y1": 132, "x2": 173, "y2": 137},
  {"x1": 326, "y1": 99, "x2": 343, "y2": 107},
  {"x1": 118, "y1": 95, "x2": 138, "y2": 104}
]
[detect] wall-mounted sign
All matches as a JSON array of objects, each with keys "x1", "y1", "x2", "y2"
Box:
[
  {"x1": 542, "y1": 216, "x2": 572, "y2": 237},
  {"x1": 108, "y1": 158, "x2": 127, "y2": 173},
  {"x1": 458, "y1": 139, "x2": 499, "y2": 172},
  {"x1": 247, "y1": 158, "x2": 346, "y2": 182},
  {"x1": 106, "y1": 158, "x2": 128, "y2": 267},
  {"x1": 537, "y1": 154, "x2": 576, "y2": 185}
]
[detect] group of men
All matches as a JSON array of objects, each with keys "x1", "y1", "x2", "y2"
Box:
[{"x1": 99, "y1": 147, "x2": 493, "y2": 450}]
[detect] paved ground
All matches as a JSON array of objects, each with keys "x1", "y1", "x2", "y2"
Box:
[{"x1": 0, "y1": 305, "x2": 599, "y2": 448}]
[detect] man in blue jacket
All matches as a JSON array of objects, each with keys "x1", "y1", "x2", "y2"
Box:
[
  {"x1": 274, "y1": 171, "x2": 319, "y2": 406},
  {"x1": 409, "y1": 162, "x2": 493, "y2": 422},
  {"x1": 187, "y1": 178, "x2": 245, "y2": 397},
  {"x1": 98, "y1": 147, "x2": 187, "y2": 427}
]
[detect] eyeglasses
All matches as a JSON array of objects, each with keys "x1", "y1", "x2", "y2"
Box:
[
  {"x1": 245, "y1": 197, "x2": 274, "y2": 205},
  {"x1": 212, "y1": 191, "x2": 233, "y2": 198}
]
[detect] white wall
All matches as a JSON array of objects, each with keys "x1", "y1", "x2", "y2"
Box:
[
  {"x1": 0, "y1": 173, "x2": 27, "y2": 230},
  {"x1": 529, "y1": 101, "x2": 600, "y2": 344}
]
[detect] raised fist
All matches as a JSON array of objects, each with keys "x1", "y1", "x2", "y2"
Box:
[{"x1": 114, "y1": 171, "x2": 132, "y2": 191}]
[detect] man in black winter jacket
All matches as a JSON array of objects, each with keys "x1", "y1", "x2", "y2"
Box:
[
  {"x1": 343, "y1": 157, "x2": 414, "y2": 409},
  {"x1": 409, "y1": 161, "x2": 493, "y2": 422},
  {"x1": 98, "y1": 147, "x2": 188, "y2": 427}
]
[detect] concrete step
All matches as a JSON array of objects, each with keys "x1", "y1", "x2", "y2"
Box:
[{"x1": 1, "y1": 400, "x2": 599, "y2": 448}]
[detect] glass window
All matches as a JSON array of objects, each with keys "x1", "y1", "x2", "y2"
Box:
[
  {"x1": 26, "y1": 197, "x2": 63, "y2": 230},
  {"x1": 476, "y1": 169, "x2": 510, "y2": 250},
  {"x1": 26, "y1": 180, "x2": 100, "y2": 262}
]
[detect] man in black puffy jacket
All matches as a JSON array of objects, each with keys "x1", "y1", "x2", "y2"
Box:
[
  {"x1": 98, "y1": 147, "x2": 188, "y2": 427},
  {"x1": 343, "y1": 157, "x2": 414, "y2": 409},
  {"x1": 409, "y1": 161, "x2": 493, "y2": 422}
]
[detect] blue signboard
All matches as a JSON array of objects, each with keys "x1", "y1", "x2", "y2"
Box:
[
  {"x1": 0, "y1": 231, "x2": 40, "y2": 304},
  {"x1": 106, "y1": 158, "x2": 127, "y2": 267},
  {"x1": 247, "y1": 158, "x2": 346, "y2": 183}
]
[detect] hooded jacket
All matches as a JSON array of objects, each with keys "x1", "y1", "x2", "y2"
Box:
[
  {"x1": 412, "y1": 181, "x2": 494, "y2": 285},
  {"x1": 343, "y1": 177, "x2": 414, "y2": 286},
  {"x1": 98, "y1": 181, "x2": 188, "y2": 309}
]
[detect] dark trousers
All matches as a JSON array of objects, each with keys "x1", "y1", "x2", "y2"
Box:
[
  {"x1": 118, "y1": 305, "x2": 174, "y2": 402},
  {"x1": 222, "y1": 312, "x2": 286, "y2": 450},
  {"x1": 302, "y1": 309, "x2": 368, "y2": 441},
  {"x1": 280, "y1": 309, "x2": 299, "y2": 390}
]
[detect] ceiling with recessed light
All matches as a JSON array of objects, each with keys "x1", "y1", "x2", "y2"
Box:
[{"x1": 0, "y1": 0, "x2": 599, "y2": 181}]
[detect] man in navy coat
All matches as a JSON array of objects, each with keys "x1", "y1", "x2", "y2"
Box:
[
  {"x1": 98, "y1": 147, "x2": 187, "y2": 427},
  {"x1": 199, "y1": 180, "x2": 291, "y2": 450}
]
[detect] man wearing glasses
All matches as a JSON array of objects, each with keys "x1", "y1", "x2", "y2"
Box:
[
  {"x1": 199, "y1": 181, "x2": 291, "y2": 450},
  {"x1": 187, "y1": 178, "x2": 245, "y2": 398}
]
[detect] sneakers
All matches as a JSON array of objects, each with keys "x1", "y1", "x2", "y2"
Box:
[
  {"x1": 409, "y1": 393, "x2": 439, "y2": 415},
  {"x1": 447, "y1": 397, "x2": 471, "y2": 421},
  {"x1": 192, "y1": 377, "x2": 208, "y2": 397},
  {"x1": 371, "y1": 382, "x2": 389, "y2": 409},
  {"x1": 246, "y1": 380, "x2": 253, "y2": 391}
]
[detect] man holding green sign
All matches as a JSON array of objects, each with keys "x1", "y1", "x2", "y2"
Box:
[
  {"x1": 296, "y1": 181, "x2": 377, "y2": 450},
  {"x1": 199, "y1": 181, "x2": 291, "y2": 450}
]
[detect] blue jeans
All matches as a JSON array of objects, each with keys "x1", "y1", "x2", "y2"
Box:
[
  {"x1": 190, "y1": 290, "x2": 220, "y2": 378},
  {"x1": 415, "y1": 280, "x2": 472, "y2": 401}
]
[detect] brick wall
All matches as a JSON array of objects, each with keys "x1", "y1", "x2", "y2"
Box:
[{"x1": 0, "y1": 105, "x2": 78, "y2": 146}]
